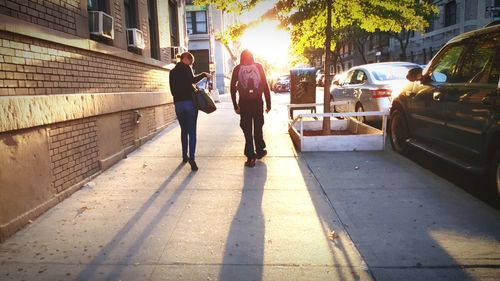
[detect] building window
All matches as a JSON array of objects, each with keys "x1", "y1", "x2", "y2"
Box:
[
  {"x1": 88, "y1": 0, "x2": 107, "y2": 11},
  {"x1": 379, "y1": 33, "x2": 389, "y2": 47},
  {"x1": 445, "y1": 1, "x2": 457, "y2": 27},
  {"x1": 493, "y1": 0, "x2": 500, "y2": 19},
  {"x1": 187, "y1": 11, "x2": 207, "y2": 34},
  {"x1": 148, "y1": 0, "x2": 160, "y2": 59},
  {"x1": 169, "y1": 0, "x2": 179, "y2": 46},
  {"x1": 426, "y1": 16, "x2": 435, "y2": 32},
  {"x1": 124, "y1": 0, "x2": 142, "y2": 53},
  {"x1": 465, "y1": 0, "x2": 477, "y2": 21},
  {"x1": 124, "y1": 0, "x2": 137, "y2": 28},
  {"x1": 88, "y1": 0, "x2": 113, "y2": 44}
]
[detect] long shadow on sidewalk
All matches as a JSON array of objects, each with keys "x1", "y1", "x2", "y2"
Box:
[
  {"x1": 218, "y1": 164, "x2": 267, "y2": 281},
  {"x1": 295, "y1": 156, "x2": 371, "y2": 281},
  {"x1": 74, "y1": 162, "x2": 194, "y2": 280},
  {"x1": 300, "y1": 151, "x2": 492, "y2": 280}
]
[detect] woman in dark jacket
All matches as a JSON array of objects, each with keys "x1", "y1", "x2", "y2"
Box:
[{"x1": 169, "y1": 52, "x2": 210, "y2": 171}]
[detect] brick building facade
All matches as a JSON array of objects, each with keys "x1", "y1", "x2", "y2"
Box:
[{"x1": 0, "y1": 0, "x2": 187, "y2": 241}]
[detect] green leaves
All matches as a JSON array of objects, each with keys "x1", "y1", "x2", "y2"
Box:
[
  {"x1": 199, "y1": 0, "x2": 438, "y2": 61},
  {"x1": 194, "y1": 0, "x2": 260, "y2": 14},
  {"x1": 279, "y1": 0, "x2": 437, "y2": 59},
  {"x1": 216, "y1": 23, "x2": 250, "y2": 46}
]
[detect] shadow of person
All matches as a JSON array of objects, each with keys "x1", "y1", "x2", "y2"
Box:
[
  {"x1": 218, "y1": 163, "x2": 267, "y2": 281},
  {"x1": 74, "y1": 162, "x2": 193, "y2": 280}
]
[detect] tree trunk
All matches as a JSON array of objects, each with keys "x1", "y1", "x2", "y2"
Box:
[
  {"x1": 356, "y1": 39, "x2": 368, "y2": 64},
  {"x1": 394, "y1": 30, "x2": 410, "y2": 62},
  {"x1": 323, "y1": 0, "x2": 332, "y2": 134}
]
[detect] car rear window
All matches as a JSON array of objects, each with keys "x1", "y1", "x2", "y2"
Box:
[{"x1": 371, "y1": 66, "x2": 416, "y2": 81}]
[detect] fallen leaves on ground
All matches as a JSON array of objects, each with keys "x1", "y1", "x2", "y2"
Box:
[{"x1": 328, "y1": 230, "x2": 339, "y2": 241}]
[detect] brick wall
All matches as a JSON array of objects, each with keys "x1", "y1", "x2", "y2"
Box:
[
  {"x1": 0, "y1": 0, "x2": 180, "y2": 242},
  {"x1": 113, "y1": 0, "x2": 123, "y2": 34},
  {"x1": 48, "y1": 117, "x2": 100, "y2": 194},
  {"x1": 160, "y1": 47, "x2": 174, "y2": 64},
  {"x1": 0, "y1": 30, "x2": 170, "y2": 96},
  {"x1": 120, "y1": 111, "x2": 135, "y2": 148},
  {"x1": 0, "y1": 0, "x2": 81, "y2": 36},
  {"x1": 145, "y1": 107, "x2": 156, "y2": 134},
  {"x1": 163, "y1": 103, "x2": 175, "y2": 126}
]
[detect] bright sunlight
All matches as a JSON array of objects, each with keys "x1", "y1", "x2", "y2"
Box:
[{"x1": 238, "y1": 20, "x2": 291, "y2": 68}]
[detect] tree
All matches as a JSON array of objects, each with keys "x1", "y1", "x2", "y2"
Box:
[
  {"x1": 348, "y1": 25, "x2": 370, "y2": 64},
  {"x1": 196, "y1": 0, "x2": 438, "y2": 132},
  {"x1": 301, "y1": 47, "x2": 323, "y2": 68},
  {"x1": 384, "y1": 1, "x2": 438, "y2": 61}
]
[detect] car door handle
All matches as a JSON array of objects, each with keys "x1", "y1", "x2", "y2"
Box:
[{"x1": 433, "y1": 92, "x2": 442, "y2": 101}]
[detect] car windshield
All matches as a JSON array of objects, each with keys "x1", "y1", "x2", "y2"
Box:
[{"x1": 370, "y1": 66, "x2": 415, "y2": 81}]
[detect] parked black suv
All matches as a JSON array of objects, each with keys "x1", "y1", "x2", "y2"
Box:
[{"x1": 389, "y1": 24, "x2": 500, "y2": 198}]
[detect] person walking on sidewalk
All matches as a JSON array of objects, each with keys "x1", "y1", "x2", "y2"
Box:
[
  {"x1": 230, "y1": 49, "x2": 271, "y2": 167},
  {"x1": 169, "y1": 51, "x2": 211, "y2": 171}
]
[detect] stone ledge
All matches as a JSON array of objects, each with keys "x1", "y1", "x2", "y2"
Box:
[{"x1": 0, "y1": 92, "x2": 172, "y2": 133}]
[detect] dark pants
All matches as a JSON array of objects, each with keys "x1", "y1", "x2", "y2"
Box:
[
  {"x1": 175, "y1": 100, "x2": 198, "y2": 160},
  {"x1": 240, "y1": 101, "x2": 266, "y2": 159}
]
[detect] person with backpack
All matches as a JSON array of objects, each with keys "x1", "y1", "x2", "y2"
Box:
[
  {"x1": 230, "y1": 49, "x2": 271, "y2": 167},
  {"x1": 169, "y1": 51, "x2": 211, "y2": 171}
]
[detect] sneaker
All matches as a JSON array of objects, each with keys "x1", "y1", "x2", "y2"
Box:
[
  {"x1": 244, "y1": 158, "x2": 256, "y2": 167},
  {"x1": 188, "y1": 160, "x2": 198, "y2": 171},
  {"x1": 256, "y1": 150, "x2": 267, "y2": 159},
  {"x1": 182, "y1": 156, "x2": 189, "y2": 163}
]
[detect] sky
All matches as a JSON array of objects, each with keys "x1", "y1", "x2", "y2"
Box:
[{"x1": 237, "y1": 0, "x2": 291, "y2": 68}]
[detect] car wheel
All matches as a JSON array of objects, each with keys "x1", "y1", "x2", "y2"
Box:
[
  {"x1": 355, "y1": 104, "x2": 366, "y2": 123},
  {"x1": 390, "y1": 109, "x2": 410, "y2": 154},
  {"x1": 491, "y1": 150, "x2": 500, "y2": 199}
]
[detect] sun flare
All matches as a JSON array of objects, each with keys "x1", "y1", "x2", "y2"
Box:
[{"x1": 239, "y1": 20, "x2": 291, "y2": 68}]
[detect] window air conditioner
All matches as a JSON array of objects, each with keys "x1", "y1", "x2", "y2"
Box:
[
  {"x1": 170, "y1": 46, "x2": 180, "y2": 60},
  {"x1": 89, "y1": 11, "x2": 114, "y2": 39},
  {"x1": 126, "y1": 28, "x2": 145, "y2": 49}
]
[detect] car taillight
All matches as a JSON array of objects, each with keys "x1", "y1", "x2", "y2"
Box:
[{"x1": 370, "y1": 89, "x2": 392, "y2": 98}]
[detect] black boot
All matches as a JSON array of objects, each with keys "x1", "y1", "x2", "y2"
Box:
[{"x1": 189, "y1": 159, "x2": 198, "y2": 171}]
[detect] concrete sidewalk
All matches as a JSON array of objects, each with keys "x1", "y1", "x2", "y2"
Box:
[{"x1": 0, "y1": 94, "x2": 372, "y2": 280}]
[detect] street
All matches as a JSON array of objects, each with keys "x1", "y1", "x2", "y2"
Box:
[{"x1": 0, "y1": 91, "x2": 499, "y2": 281}]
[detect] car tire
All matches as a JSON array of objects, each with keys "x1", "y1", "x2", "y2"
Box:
[
  {"x1": 491, "y1": 150, "x2": 500, "y2": 201},
  {"x1": 355, "y1": 104, "x2": 366, "y2": 123},
  {"x1": 389, "y1": 109, "x2": 410, "y2": 154}
]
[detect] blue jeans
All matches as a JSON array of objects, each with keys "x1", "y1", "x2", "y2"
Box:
[{"x1": 175, "y1": 100, "x2": 198, "y2": 160}]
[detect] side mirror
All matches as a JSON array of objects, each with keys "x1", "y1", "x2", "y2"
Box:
[{"x1": 406, "y1": 67, "x2": 423, "y2": 82}]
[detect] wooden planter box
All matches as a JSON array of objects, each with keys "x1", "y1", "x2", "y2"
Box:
[{"x1": 288, "y1": 103, "x2": 388, "y2": 152}]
